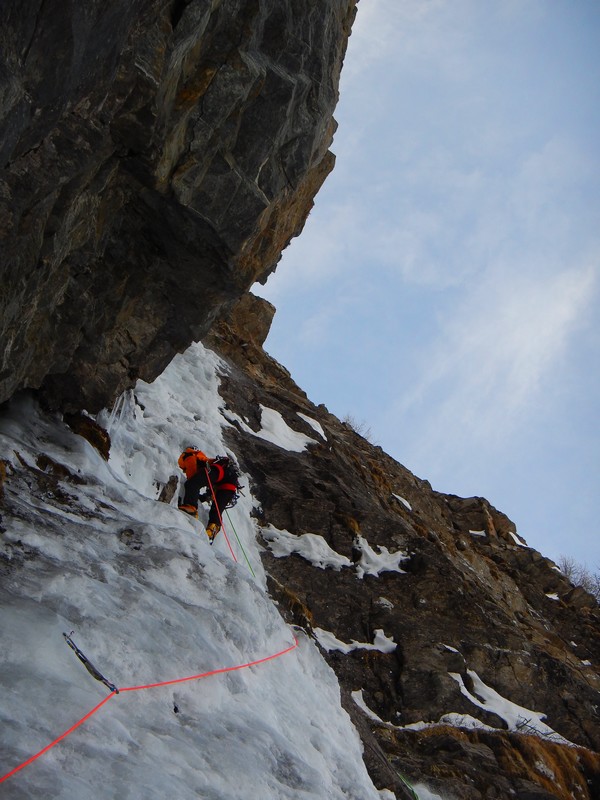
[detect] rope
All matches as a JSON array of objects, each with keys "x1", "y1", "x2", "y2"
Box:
[
  {"x1": 225, "y1": 510, "x2": 256, "y2": 578},
  {"x1": 204, "y1": 464, "x2": 237, "y2": 562},
  {"x1": 0, "y1": 633, "x2": 298, "y2": 787},
  {"x1": 0, "y1": 693, "x2": 116, "y2": 786}
]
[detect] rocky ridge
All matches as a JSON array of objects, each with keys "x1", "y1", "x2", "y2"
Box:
[{"x1": 205, "y1": 295, "x2": 600, "y2": 799}]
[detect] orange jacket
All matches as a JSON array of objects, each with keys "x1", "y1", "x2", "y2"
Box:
[
  {"x1": 178, "y1": 448, "x2": 208, "y2": 478},
  {"x1": 178, "y1": 449, "x2": 238, "y2": 492}
]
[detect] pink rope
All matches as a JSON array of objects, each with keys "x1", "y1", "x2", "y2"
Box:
[
  {"x1": 204, "y1": 464, "x2": 237, "y2": 562},
  {"x1": 0, "y1": 634, "x2": 298, "y2": 786},
  {"x1": 0, "y1": 693, "x2": 116, "y2": 785}
]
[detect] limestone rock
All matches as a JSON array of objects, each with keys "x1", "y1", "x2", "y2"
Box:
[
  {"x1": 224, "y1": 292, "x2": 276, "y2": 348},
  {"x1": 0, "y1": 0, "x2": 357, "y2": 411}
]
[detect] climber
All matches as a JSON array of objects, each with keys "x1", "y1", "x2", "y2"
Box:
[{"x1": 177, "y1": 447, "x2": 240, "y2": 541}]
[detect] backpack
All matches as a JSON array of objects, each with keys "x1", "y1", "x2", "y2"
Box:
[
  {"x1": 211, "y1": 455, "x2": 241, "y2": 488},
  {"x1": 210, "y1": 456, "x2": 243, "y2": 508}
]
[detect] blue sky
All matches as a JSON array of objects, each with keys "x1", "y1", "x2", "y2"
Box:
[{"x1": 255, "y1": 0, "x2": 600, "y2": 569}]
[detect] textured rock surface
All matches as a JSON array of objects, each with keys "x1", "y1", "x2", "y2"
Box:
[
  {"x1": 4, "y1": 3, "x2": 599, "y2": 794},
  {"x1": 0, "y1": 0, "x2": 356, "y2": 411},
  {"x1": 207, "y1": 297, "x2": 600, "y2": 799}
]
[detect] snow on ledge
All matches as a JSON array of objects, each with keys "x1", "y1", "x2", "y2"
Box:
[
  {"x1": 297, "y1": 412, "x2": 327, "y2": 441},
  {"x1": 261, "y1": 525, "x2": 352, "y2": 571},
  {"x1": 508, "y1": 531, "x2": 528, "y2": 547},
  {"x1": 355, "y1": 535, "x2": 409, "y2": 579},
  {"x1": 449, "y1": 669, "x2": 575, "y2": 745},
  {"x1": 392, "y1": 493, "x2": 412, "y2": 511},
  {"x1": 262, "y1": 527, "x2": 411, "y2": 581},
  {"x1": 314, "y1": 627, "x2": 397, "y2": 654},
  {"x1": 223, "y1": 405, "x2": 317, "y2": 452},
  {"x1": 351, "y1": 689, "x2": 386, "y2": 724},
  {"x1": 399, "y1": 713, "x2": 498, "y2": 734}
]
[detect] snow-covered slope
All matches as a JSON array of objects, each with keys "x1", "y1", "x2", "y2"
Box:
[{"x1": 0, "y1": 343, "x2": 385, "y2": 799}]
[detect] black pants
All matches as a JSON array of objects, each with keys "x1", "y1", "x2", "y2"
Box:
[
  {"x1": 207, "y1": 489, "x2": 235, "y2": 525},
  {"x1": 183, "y1": 472, "x2": 235, "y2": 525}
]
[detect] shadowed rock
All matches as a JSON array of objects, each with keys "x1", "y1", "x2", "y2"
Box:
[{"x1": 0, "y1": 0, "x2": 356, "y2": 411}]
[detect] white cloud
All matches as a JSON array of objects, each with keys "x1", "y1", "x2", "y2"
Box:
[
  {"x1": 346, "y1": 0, "x2": 466, "y2": 78},
  {"x1": 392, "y1": 259, "x2": 598, "y2": 466},
  {"x1": 255, "y1": 198, "x2": 363, "y2": 302}
]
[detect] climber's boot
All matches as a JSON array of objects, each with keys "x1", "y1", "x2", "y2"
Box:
[
  {"x1": 178, "y1": 504, "x2": 198, "y2": 519},
  {"x1": 206, "y1": 522, "x2": 221, "y2": 541}
]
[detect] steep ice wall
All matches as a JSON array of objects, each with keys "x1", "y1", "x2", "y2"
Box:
[{"x1": 0, "y1": 343, "x2": 384, "y2": 799}]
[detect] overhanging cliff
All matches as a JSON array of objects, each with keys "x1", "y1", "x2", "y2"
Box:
[{"x1": 0, "y1": 0, "x2": 356, "y2": 411}]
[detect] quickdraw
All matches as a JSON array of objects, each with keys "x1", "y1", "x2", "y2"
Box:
[{"x1": 63, "y1": 632, "x2": 119, "y2": 694}]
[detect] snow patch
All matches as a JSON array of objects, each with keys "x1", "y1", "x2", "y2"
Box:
[
  {"x1": 351, "y1": 690, "x2": 386, "y2": 724},
  {"x1": 469, "y1": 530, "x2": 486, "y2": 537},
  {"x1": 399, "y1": 713, "x2": 498, "y2": 734},
  {"x1": 392, "y1": 493, "x2": 412, "y2": 511},
  {"x1": 449, "y1": 670, "x2": 574, "y2": 745},
  {"x1": 297, "y1": 412, "x2": 326, "y2": 440},
  {"x1": 261, "y1": 525, "x2": 352, "y2": 571},
  {"x1": 355, "y1": 536, "x2": 409, "y2": 579},
  {"x1": 226, "y1": 405, "x2": 317, "y2": 452},
  {"x1": 256, "y1": 405, "x2": 317, "y2": 451},
  {"x1": 508, "y1": 531, "x2": 528, "y2": 547},
  {"x1": 262, "y1": 528, "x2": 409, "y2": 582},
  {"x1": 545, "y1": 593, "x2": 560, "y2": 601},
  {"x1": 535, "y1": 759, "x2": 556, "y2": 780},
  {"x1": 314, "y1": 627, "x2": 397, "y2": 655}
]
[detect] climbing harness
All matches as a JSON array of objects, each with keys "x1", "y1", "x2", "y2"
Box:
[
  {"x1": 203, "y1": 467, "x2": 255, "y2": 576},
  {"x1": 204, "y1": 463, "x2": 237, "y2": 560},
  {"x1": 0, "y1": 631, "x2": 298, "y2": 787}
]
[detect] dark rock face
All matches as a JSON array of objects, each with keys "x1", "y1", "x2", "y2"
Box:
[
  {"x1": 0, "y1": 0, "x2": 356, "y2": 411},
  {"x1": 209, "y1": 300, "x2": 600, "y2": 800},
  {"x1": 4, "y1": 2, "x2": 599, "y2": 793}
]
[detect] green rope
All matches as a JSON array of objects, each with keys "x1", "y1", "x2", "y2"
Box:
[
  {"x1": 225, "y1": 510, "x2": 256, "y2": 578},
  {"x1": 398, "y1": 773, "x2": 419, "y2": 800}
]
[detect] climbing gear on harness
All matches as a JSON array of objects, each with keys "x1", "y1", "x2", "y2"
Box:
[
  {"x1": 63, "y1": 632, "x2": 119, "y2": 694},
  {"x1": 208, "y1": 455, "x2": 241, "y2": 497},
  {"x1": 204, "y1": 465, "x2": 236, "y2": 561}
]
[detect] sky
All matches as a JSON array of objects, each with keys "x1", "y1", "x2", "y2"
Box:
[{"x1": 255, "y1": 0, "x2": 600, "y2": 569}]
